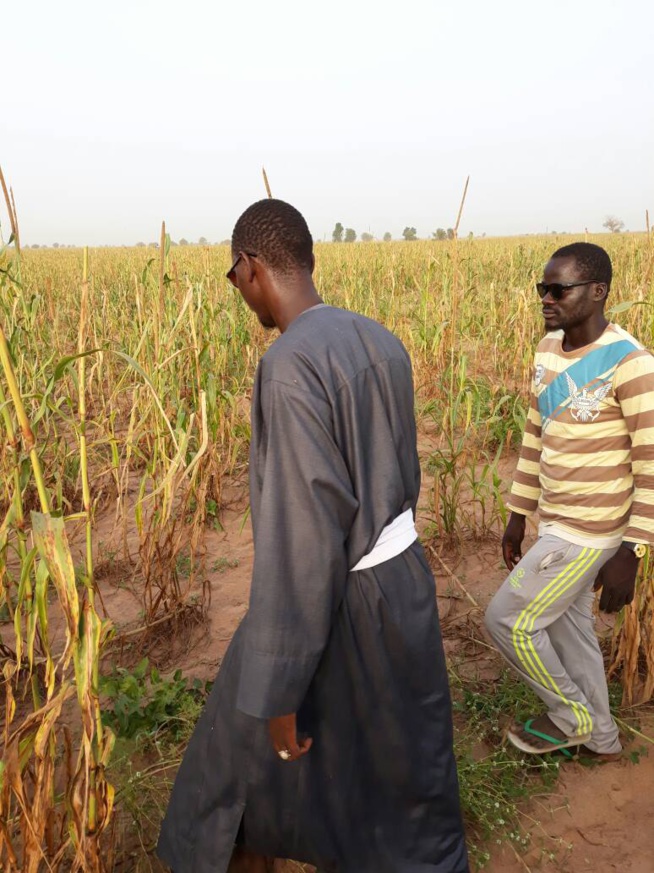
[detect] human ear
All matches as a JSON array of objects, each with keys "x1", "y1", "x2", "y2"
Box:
[
  {"x1": 595, "y1": 283, "x2": 609, "y2": 302},
  {"x1": 241, "y1": 252, "x2": 258, "y2": 283}
]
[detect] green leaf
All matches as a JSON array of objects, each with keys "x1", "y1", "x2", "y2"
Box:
[
  {"x1": 141, "y1": 258, "x2": 156, "y2": 285},
  {"x1": 31, "y1": 512, "x2": 79, "y2": 644},
  {"x1": 134, "y1": 658, "x2": 149, "y2": 680},
  {"x1": 32, "y1": 350, "x2": 102, "y2": 428},
  {"x1": 608, "y1": 300, "x2": 651, "y2": 314},
  {"x1": 53, "y1": 349, "x2": 102, "y2": 383}
]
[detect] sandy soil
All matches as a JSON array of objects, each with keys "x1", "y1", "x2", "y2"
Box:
[
  {"x1": 92, "y1": 479, "x2": 654, "y2": 873},
  {"x1": 435, "y1": 541, "x2": 654, "y2": 873},
  {"x1": 6, "y1": 446, "x2": 651, "y2": 873}
]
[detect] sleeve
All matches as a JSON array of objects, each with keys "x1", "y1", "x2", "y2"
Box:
[
  {"x1": 614, "y1": 351, "x2": 654, "y2": 545},
  {"x1": 506, "y1": 366, "x2": 542, "y2": 517},
  {"x1": 237, "y1": 379, "x2": 359, "y2": 719}
]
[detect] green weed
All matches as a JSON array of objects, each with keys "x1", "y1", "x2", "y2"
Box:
[
  {"x1": 426, "y1": 434, "x2": 506, "y2": 540},
  {"x1": 451, "y1": 669, "x2": 564, "y2": 868},
  {"x1": 210, "y1": 556, "x2": 239, "y2": 573},
  {"x1": 100, "y1": 657, "x2": 212, "y2": 740},
  {"x1": 102, "y1": 662, "x2": 212, "y2": 870}
]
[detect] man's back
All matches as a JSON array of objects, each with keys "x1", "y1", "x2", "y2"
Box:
[
  {"x1": 158, "y1": 200, "x2": 469, "y2": 873},
  {"x1": 250, "y1": 304, "x2": 421, "y2": 564}
]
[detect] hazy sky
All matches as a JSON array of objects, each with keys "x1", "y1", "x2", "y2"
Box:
[{"x1": 2, "y1": 0, "x2": 653, "y2": 246}]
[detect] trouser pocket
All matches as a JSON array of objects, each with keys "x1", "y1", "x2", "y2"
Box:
[{"x1": 537, "y1": 544, "x2": 574, "y2": 574}]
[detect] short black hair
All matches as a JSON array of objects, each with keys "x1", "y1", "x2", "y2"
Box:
[
  {"x1": 551, "y1": 242, "x2": 612, "y2": 289},
  {"x1": 231, "y1": 199, "x2": 313, "y2": 275}
]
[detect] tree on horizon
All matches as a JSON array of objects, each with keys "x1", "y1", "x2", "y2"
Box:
[
  {"x1": 603, "y1": 215, "x2": 625, "y2": 233},
  {"x1": 332, "y1": 222, "x2": 344, "y2": 243}
]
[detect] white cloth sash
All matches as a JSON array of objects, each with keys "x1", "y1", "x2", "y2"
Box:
[{"x1": 350, "y1": 508, "x2": 418, "y2": 572}]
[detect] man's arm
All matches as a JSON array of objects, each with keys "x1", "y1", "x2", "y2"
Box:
[
  {"x1": 503, "y1": 368, "x2": 543, "y2": 568},
  {"x1": 506, "y1": 372, "x2": 542, "y2": 517},
  {"x1": 237, "y1": 380, "x2": 358, "y2": 724},
  {"x1": 616, "y1": 351, "x2": 654, "y2": 545},
  {"x1": 593, "y1": 351, "x2": 654, "y2": 612}
]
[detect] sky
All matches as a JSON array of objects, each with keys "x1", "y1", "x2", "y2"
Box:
[{"x1": 2, "y1": 0, "x2": 653, "y2": 246}]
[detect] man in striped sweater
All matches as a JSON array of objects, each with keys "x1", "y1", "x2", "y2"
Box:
[{"x1": 485, "y1": 242, "x2": 654, "y2": 760}]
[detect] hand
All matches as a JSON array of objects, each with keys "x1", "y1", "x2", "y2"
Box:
[
  {"x1": 502, "y1": 512, "x2": 526, "y2": 569},
  {"x1": 593, "y1": 545, "x2": 638, "y2": 613},
  {"x1": 268, "y1": 713, "x2": 313, "y2": 763}
]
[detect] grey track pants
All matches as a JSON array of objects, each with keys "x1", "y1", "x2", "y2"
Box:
[{"x1": 484, "y1": 534, "x2": 621, "y2": 754}]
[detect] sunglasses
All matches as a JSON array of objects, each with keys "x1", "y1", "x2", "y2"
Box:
[
  {"x1": 226, "y1": 251, "x2": 258, "y2": 284},
  {"x1": 536, "y1": 280, "x2": 600, "y2": 301}
]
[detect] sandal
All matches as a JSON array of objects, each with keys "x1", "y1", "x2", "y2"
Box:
[{"x1": 507, "y1": 718, "x2": 592, "y2": 757}]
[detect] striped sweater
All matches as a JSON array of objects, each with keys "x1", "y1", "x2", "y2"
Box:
[{"x1": 508, "y1": 323, "x2": 654, "y2": 549}]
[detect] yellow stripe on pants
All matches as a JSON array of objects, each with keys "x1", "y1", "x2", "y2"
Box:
[
  {"x1": 512, "y1": 548, "x2": 601, "y2": 736},
  {"x1": 511, "y1": 549, "x2": 589, "y2": 690},
  {"x1": 521, "y1": 548, "x2": 601, "y2": 736}
]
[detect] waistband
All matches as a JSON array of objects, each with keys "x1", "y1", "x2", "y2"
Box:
[
  {"x1": 538, "y1": 520, "x2": 624, "y2": 551},
  {"x1": 350, "y1": 508, "x2": 418, "y2": 572}
]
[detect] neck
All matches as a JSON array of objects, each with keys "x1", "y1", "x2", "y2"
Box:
[
  {"x1": 270, "y1": 275, "x2": 323, "y2": 333},
  {"x1": 563, "y1": 313, "x2": 609, "y2": 351}
]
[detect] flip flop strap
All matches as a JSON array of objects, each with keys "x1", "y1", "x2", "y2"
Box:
[{"x1": 523, "y1": 719, "x2": 574, "y2": 758}]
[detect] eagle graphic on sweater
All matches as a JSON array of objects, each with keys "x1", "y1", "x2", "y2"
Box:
[{"x1": 565, "y1": 372, "x2": 612, "y2": 422}]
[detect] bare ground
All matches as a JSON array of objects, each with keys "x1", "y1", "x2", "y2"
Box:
[
  {"x1": 91, "y1": 484, "x2": 654, "y2": 873},
  {"x1": 6, "y1": 443, "x2": 651, "y2": 873}
]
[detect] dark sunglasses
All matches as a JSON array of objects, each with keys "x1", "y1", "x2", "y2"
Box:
[
  {"x1": 536, "y1": 280, "x2": 600, "y2": 301},
  {"x1": 226, "y1": 251, "x2": 258, "y2": 284}
]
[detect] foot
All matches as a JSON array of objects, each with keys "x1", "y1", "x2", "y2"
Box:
[
  {"x1": 575, "y1": 744, "x2": 623, "y2": 763},
  {"x1": 510, "y1": 714, "x2": 568, "y2": 749},
  {"x1": 507, "y1": 714, "x2": 591, "y2": 755},
  {"x1": 228, "y1": 848, "x2": 274, "y2": 873}
]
